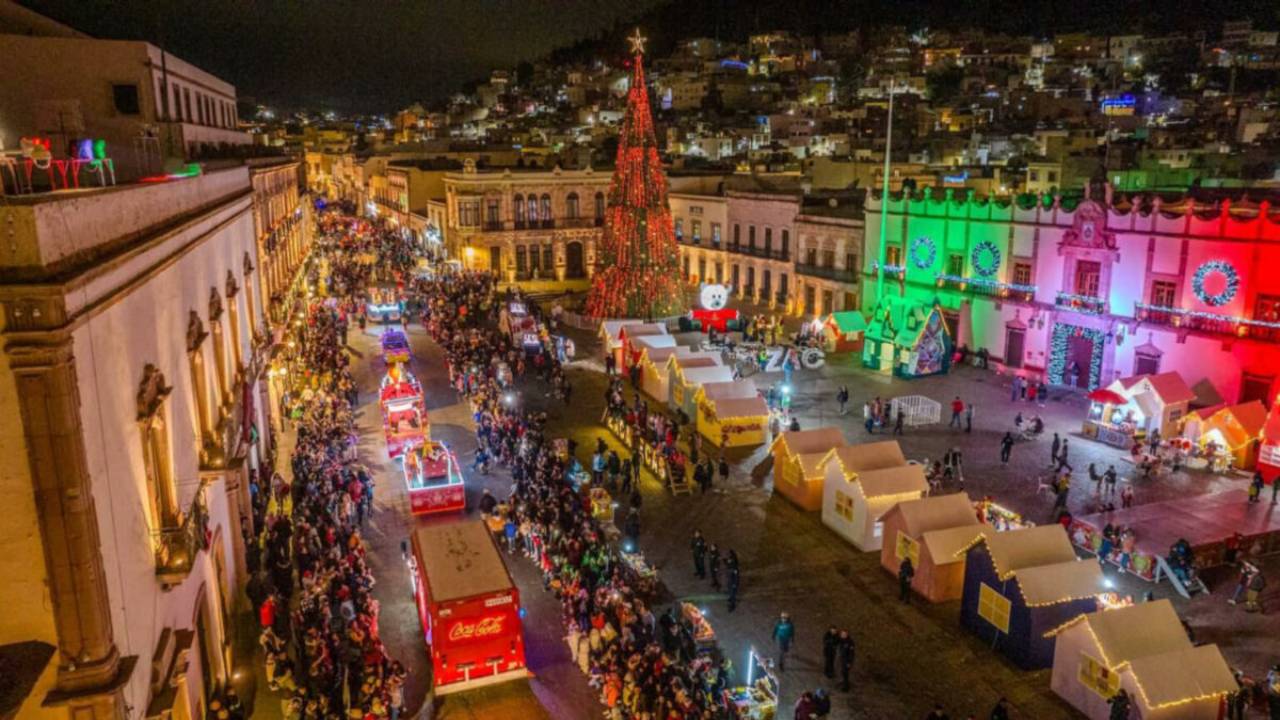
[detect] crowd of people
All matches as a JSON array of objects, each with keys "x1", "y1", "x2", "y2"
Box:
[
  {"x1": 246, "y1": 214, "x2": 408, "y2": 720},
  {"x1": 417, "y1": 270, "x2": 764, "y2": 719}
]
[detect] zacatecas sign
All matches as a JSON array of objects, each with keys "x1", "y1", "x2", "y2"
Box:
[{"x1": 447, "y1": 615, "x2": 505, "y2": 642}]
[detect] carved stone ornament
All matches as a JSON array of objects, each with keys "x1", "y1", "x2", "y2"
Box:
[
  {"x1": 186, "y1": 310, "x2": 208, "y2": 352},
  {"x1": 225, "y1": 270, "x2": 239, "y2": 298},
  {"x1": 208, "y1": 287, "x2": 223, "y2": 322},
  {"x1": 1058, "y1": 199, "x2": 1117, "y2": 252},
  {"x1": 137, "y1": 364, "x2": 172, "y2": 421},
  {"x1": 243, "y1": 251, "x2": 255, "y2": 275}
]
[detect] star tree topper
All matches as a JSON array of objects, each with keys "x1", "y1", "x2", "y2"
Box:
[{"x1": 628, "y1": 28, "x2": 647, "y2": 55}]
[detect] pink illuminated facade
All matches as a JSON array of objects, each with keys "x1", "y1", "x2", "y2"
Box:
[{"x1": 863, "y1": 185, "x2": 1280, "y2": 405}]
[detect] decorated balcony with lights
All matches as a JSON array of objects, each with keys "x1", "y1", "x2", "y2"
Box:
[{"x1": 864, "y1": 183, "x2": 1280, "y2": 403}]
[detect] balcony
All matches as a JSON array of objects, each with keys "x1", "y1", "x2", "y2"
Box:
[
  {"x1": 559, "y1": 217, "x2": 598, "y2": 229},
  {"x1": 153, "y1": 484, "x2": 209, "y2": 587},
  {"x1": 483, "y1": 221, "x2": 504, "y2": 231},
  {"x1": 1135, "y1": 303, "x2": 1280, "y2": 342},
  {"x1": 1055, "y1": 292, "x2": 1107, "y2": 315},
  {"x1": 796, "y1": 263, "x2": 858, "y2": 283},
  {"x1": 730, "y1": 244, "x2": 790, "y2": 261},
  {"x1": 936, "y1": 275, "x2": 1037, "y2": 302}
]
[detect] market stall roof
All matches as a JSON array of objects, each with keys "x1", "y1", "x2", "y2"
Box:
[
  {"x1": 821, "y1": 440, "x2": 908, "y2": 477},
  {"x1": 967, "y1": 524, "x2": 1076, "y2": 578},
  {"x1": 826, "y1": 310, "x2": 867, "y2": 334},
  {"x1": 1196, "y1": 400, "x2": 1268, "y2": 449},
  {"x1": 619, "y1": 323, "x2": 669, "y2": 340},
  {"x1": 1132, "y1": 391, "x2": 1161, "y2": 422},
  {"x1": 893, "y1": 492, "x2": 978, "y2": 538},
  {"x1": 1126, "y1": 644, "x2": 1238, "y2": 709},
  {"x1": 680, "y1": 366, "x2": 735, "y2": 386},
  {"x1": 642, "y1": 346, "x2": 683, "y2": 366},
  {"x1": 599, "y1": 320, "x2": 638, "y2": 346},
  {"x1": 1116, "y1": 372, "x2": 1196, "y2": 406},
  {"x1": 631, "y1": 335, "x2": 677, "y2": 351},
  {"x1": 1086, "y1": 388, "x2": 1126, "y2": 405},
  {"x1": 413, "y1": 520, "x2": 514, "y2": 603},
  {"x1": 1014, "y1": 560, "x2": 1104, "y2": 605},
  {"x1": 712, "y1": 396, "x2": 770, "y2": 419},
  {"x1": 857, "y1": 464, "x2": 929, "y2": 499},
  {"x1": 700, "y1": 380, "x2": 759, "y2": 402},
  {"x1": 669, "y1": 354, "x2": 723, "y2": 373},
  {"x1": 1190, "y1": 378, "x2": 1224, "y2": 409},
  {"x1": 773, "y1": 427, "x2": 847, "y2": 457},
  {"x1": 922, "y1": 525, "x2": 989, "y2": 565},
  {"x1": 1045, "y1": 600, "x2": 1188, "y2": 660}
]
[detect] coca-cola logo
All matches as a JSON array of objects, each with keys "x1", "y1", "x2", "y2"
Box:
[{"x1": 447, "y1": 616, "x2": 504, "y2": 642}]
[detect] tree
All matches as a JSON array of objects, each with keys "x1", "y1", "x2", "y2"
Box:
[{"x1": 586, "y1": 35, "x2": 686, "y2": 320}]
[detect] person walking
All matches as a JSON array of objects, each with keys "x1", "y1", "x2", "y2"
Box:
[
  {"x1": 1000, "y1": 432, "x2": 1015, "y2": 464},
  {"x1": 719, "y1": 455, "x2": 730, "y2": 486},
  {"x1": 837, "y1": 385, "x2": 849, "y2": 416},
  {"x1": 898, "y1": 557, "x2": 915, "y2": 603},
  {"x1": 1011, "y1": 375, "x2": 1022, "y2": 403},
  {"x1": 1050, "y1": 432, "x2": 1061, "y2": 467},
  {"x1": 836, "y1": 629, "x2": 855, "y2": 692},
  {"x1": 949, "y1": 396, "x2": 964, "y2": 428},
  {"x1": 1249, "y1": 473, "x2": 1264, "y2": 503},
  {"x1": 691, "y1": 530, "x2": 707, "y2": 579},
  {"x1": 708, "y1": 543, "x2": 722, "y2": 591},
  {"x1": 894, "y1": 408, "x2": 905, "y2": 435},
  {"x1": 726, "y1": 550, "x2": 740, "y2": 611},
  {"x1": 772, "y1": 612, "x2": 795, "y2": 671},
  {"x1": 1057, "y1": 439, "x2": 1074, "y2": 472},
  {"x1": 1104, "y1": 465, "x2": 1118, "y2": 495},
  {"x1": 964, "y1": 403, "x2": 974, "y2": 433},
  {"x1": 822, "y1": 626, "x2": 839, "y2": 679}
]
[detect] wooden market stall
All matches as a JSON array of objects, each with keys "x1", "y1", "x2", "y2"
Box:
[
  {"x1": 639, "y1": 347, "x2": 720, "y2": 402},
  {"x1": 1180, "y1": 400, "x2": 1267, "y2": 472},
  {"x1": 627, "y1": 334, "x2": 677, "y2": 371},
  {"x1": 599, "y1": 321, "x2": 668, "y2": 369},
  {"x1": 1083, "y1": 372, "x2": 1196, "y2": 446},
  {"x1": 823, "y1": 310, "x2": 867, "y2": 353},
  {"x1": 825, "y1": 464, "x2": 929, "y2": 551},
  {"x1": 619, "y1": 323, "x2": 670, "y2": 370},
  {"x1": 861, "y1": 295, "x2": 953, "y2": 378},
  {"x1": 769, "y1": 427, "x2": 848, "y2": 511},
  {"x1": 669, "y1": 359, "x2": 733, "y2": 417},
  {"x1": 695, "y1": 381, "x2": 769, "y2": 448},
  {"x1": 1048, "y1": 600, "x2": 1238, "y2": 720},
  {"x1": 958, "y1": 525, "x2": 1103, "y2": 670},
  {"x1": 879, "y1": 492, "x2": 982, "y2": 602},
  {"x1": 1260, "y1": 400, "x2": 1280, "y2": 483}
]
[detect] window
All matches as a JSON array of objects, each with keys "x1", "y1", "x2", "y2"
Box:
[
  {"x1": 183, "y1": 87, "x2": 193, "y2": 122},
  {"x1": 711, "y1": 223, "x2": 721, "y2": 246},
  {"x1": 543, "y1": 245, "x2": 553, "y2": 271},
  {"x1": 715, "y1": 262, "x2": 723, "y2": 283},
  {"x1": 1253, "y1": 294, "x2": 1280, "y2": 323},
  {"x1": 540, "y1": 194, "x2": 552, "y2": 224},
  {"x1": 977, "y1": 583, "x2": 1012, "y2": 633},
  {"x1": 516, "y1": 245, "x2": 528, "y2": 274},
  {"x1": 748, "y1": 225, "x2": 756, "y2": 249},
  {"x1": 138, "y1": 366, "x2": 178, "y2": 529},
  {"x1": 894, "y1": 532, "x2": 919, "y2": 565},
  {"x1": 764, "y1": 227, "x2": 773, "y2": 253},
  {"x1": 886, "y1": 245, "x2": 902, "y2": 266},
  {"x1": 697, "y1": 258, "x2": 706, "y2": 280},
  {"x1": 1149, "y1": 280, "x2": 1176, "y2": 307},
  {"x1": 113, "y1": 83, "x2": 141, "y2": 115},
  {"x1": 822, "y1": 250, "x2": 836, "y2": 268},
  {"x1": 1013, "y1": 262, "x2": 1032, "y2": 286},
  {"x1": 566, "y1": 192, "x2": 579, "y2": 219},
  {"x1": 1074, "y1": 260, "x2": 1101, "y2": 298},
  {"x1": 806, "y1": 248, "x2": 818, "y2": 265},
  {"x1": 691, "y1": 220, "x2": 702, "y2": 242},
  {"x1": 733, "y1": 224, "x2": 741, "y2": 248},
  {"x1": 594, "y1": 192, "x2": 605, "y2": 222},
  {"x1": 675, "y1": 218, "x2": 684, "y2": 239},
  {"x1": 526, "y1": 196, "x2": 538, "y2": 223},
  {"x1": 845, "y1": 252, "x2": 859, "y2": 272},
  {"x1": 1134, "y1": 351, "x2": 1160, "y2": 376},
  {"x1": 948, "y1": 253, "x2": 964, "y2": 276},
  {"x1": 834, "y1": 490, "x2": 854, "y2": 521},
  {"x1": 1078, "y1": 653, "x2": 1121, "y2": 699},
  {"x1": 1029, "y1": 170, "x2": 1039, "y2": 182},
  {"x1": 1048, "y1": 171, "x2": 1058, "y2": 183},
  {"x1": 781, "y1": 229, "x2": 790, "y2": 255},
  {"x1": 486, "y1": 199, "x2": 501, "y2": 227},
  {"x1": 762, "y1": 269, "x2": 772, "y2": 295},
  {"x1": 514, "y1": 194, "x2": 525, "y2": 226}
]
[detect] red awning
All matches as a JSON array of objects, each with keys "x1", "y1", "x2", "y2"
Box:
[{"x1": 1087, "y1": 389, "x2": 1127, "y2": 405}]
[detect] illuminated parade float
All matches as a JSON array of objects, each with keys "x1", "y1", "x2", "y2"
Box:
[{"x1": 410, "y1": 521, "x2": 528, "y2": 694}]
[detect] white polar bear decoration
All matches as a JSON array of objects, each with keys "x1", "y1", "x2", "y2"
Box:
[{"x1": 698, "y1": 282, "x2": 732, "y2": 311}]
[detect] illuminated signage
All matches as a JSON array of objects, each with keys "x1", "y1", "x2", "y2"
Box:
[{"x1": 447, "y1": 615, "x2": 506, "y2": 642}]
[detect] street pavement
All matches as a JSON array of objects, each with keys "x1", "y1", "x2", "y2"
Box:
[{"x1": 253, "y1": 306, "x2": 1279, "y2": 719}]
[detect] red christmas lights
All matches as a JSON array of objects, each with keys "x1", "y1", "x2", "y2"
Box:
[{"x1": 585, "y1": 48, "x2": 686, "y2": 320}]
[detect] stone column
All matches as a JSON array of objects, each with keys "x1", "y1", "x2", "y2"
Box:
[{"x1": 8, "y1": 334, "x2": 128, "y2": 717}]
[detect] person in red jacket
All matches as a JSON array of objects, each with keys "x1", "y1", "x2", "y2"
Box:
[
  {"x1": 258, "y1": 593, "x2": 276, "y2": 629},
  {"x1": 949, "y1": 396, "x2": 964, "y2": 428}
]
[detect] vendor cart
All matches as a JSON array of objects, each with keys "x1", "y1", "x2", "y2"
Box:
[
  {"x1": 619, "y1": 550, "x2": 659, "y2": 596},
  {"x1": 403, "y1": 440, "x2": 466, "y2": 515},
  {"x1": 410, "y1": 521, "x2": 527, "y2": 695},
  {"x1": 589, "y1": 486, "x2": 614, "y2": 525},
  {"x1": 681, "y1": 602, "x2": 716, "y2": 651},
  {"x1": 728, "y1": 647, "x2": 779, "y2": 720}
]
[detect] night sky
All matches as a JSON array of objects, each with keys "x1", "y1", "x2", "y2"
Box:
[
  {"x1": 20, "y1": 0, "x2": 1279, "y2": 113},
  {"x1": 21, "y1": 0, "x2": 668, "y2": 112}
]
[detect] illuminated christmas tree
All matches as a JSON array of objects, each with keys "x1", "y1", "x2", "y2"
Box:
[{"x1": 585, "y1": 29, "x2": 686, "y2": 320}]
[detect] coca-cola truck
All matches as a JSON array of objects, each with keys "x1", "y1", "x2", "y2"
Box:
[{"x1": 410, "y1": 520, "x2": 528, "y2": 694}]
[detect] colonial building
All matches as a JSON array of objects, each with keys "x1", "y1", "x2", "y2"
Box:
[
  {"x1": 863, "y1": 184, "x2": 1280, "y2": 403},
  {"x1": 671, "y1": 191, "x2": 728, "y2": 286},
  {"x1": 250, "y1": 160, "x2": 311, "y2": 326},
  {"x1": 794, "y1": 196, "x2": 864, "y2": 317},
  {"x1": 725, "y1": 188, "x2": 800, "y2": 310},
  {"x1": 0, "y1": 167, "x2": 289, "y2": 719},
  {"x1": 445, "y1": 163, "x2": 609, "y2": 285}
]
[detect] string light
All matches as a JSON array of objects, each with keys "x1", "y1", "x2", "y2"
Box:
[
  {"x1": 1046, "y1": 323, "x2": 1104, "y2": 389},
  {"x1": 934, "y1": 273, "x2": 1037, "y2": 295}
]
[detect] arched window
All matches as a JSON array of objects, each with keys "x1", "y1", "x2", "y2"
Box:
[
  {"x1": 208, "y1": 288, "x2": 230, "y2": 409},
  {"x1": 526, "y1": 195, "x2": 539, "y2": 224},
  {"x1": 540, "y1": 194, "x2": 552, "y2": 226},
  {"x1": 566, "y1": 192, "x2": 580, "y2": 219},
  {"x1": 186, "y1": 311, "x2": 214, "y2": 443},
  {"x1": 138, "y1": 364, "x2": 178, "y2": 529},
  {"x1": 225, "y1": 271, "x2": 243, "y2": 379},
  {"x1": 513, "y1": 194, "x2": 525, "y2": 227},
  {"x1": 594, "y1": 192, "x2": 605, "y2": 224}
]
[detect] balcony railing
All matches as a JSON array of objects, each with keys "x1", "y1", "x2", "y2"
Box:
[
  {"x1": 935, "y1": 274, "x2": 1037, "y2": 301},
  {"x1": 730, "y1": 245, "x2": 790, "y2": 261},
  {"x1": 483, "y1": 221, "x2": 504, "y2": 231},
  {"x1": 796, "y1": 263, "x2": 858, "y2": 283},
  {"x1": 154, "y1": 484, "x2": 209, "y2": 586},
  {"x1": 559, "y1": 217, "x2": 597, "y2": 229},
  {"x1": 1135, "y1": 303, "x2": 1280, "y2": 342},
  {"x1": 1055, "y1": 292, "x2": 1107, "y2": 315}
]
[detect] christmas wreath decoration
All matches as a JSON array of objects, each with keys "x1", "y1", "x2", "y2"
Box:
[
  {"x1": 970, "y1": 240, "x2": 1001, "y2": 278},
  {"x1": 1192, "y1": 260, "x2": 1238, "y2": 307},
  {"x1": 909, "y1": 236, "x2": 937, "y2": 270}
]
